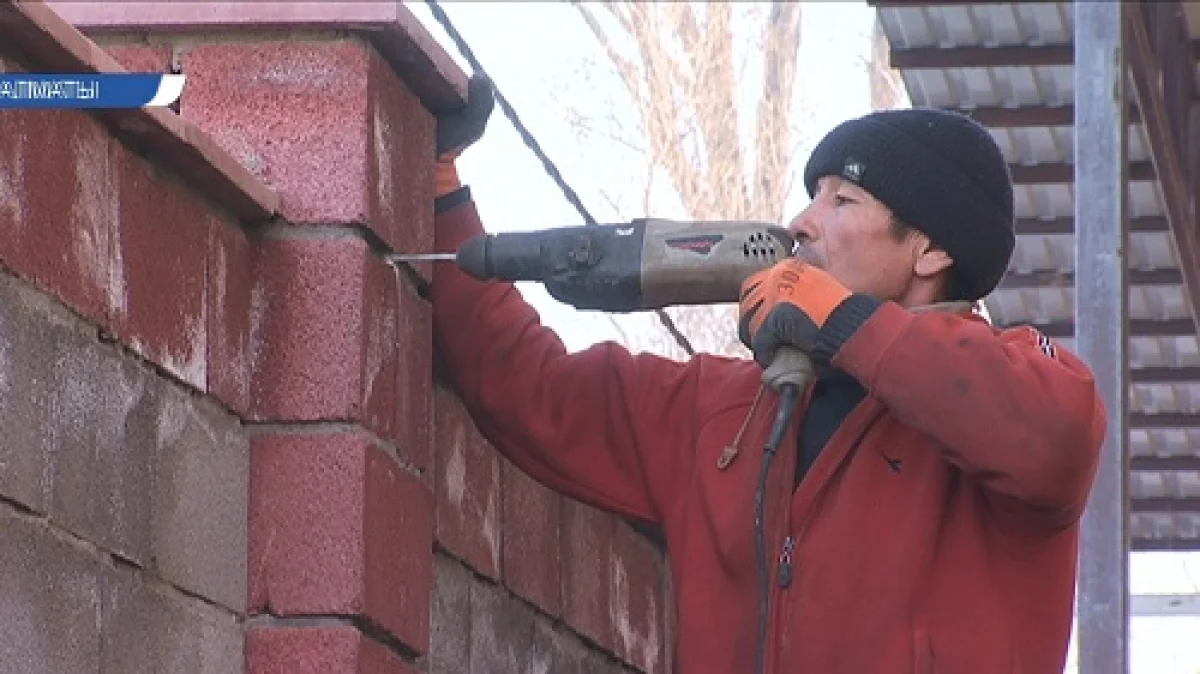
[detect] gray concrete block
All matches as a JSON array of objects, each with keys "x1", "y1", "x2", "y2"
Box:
[
  {"x1": 150, "y1": 390, "x2": 249, "y2": 613},
  {"x1": 529, "y1": 620, "x2": 587, "y2": 674},
  {"x1": 579, "y1": 649, "x2": 628, "y2": 674},
  {"x1": 0, "y1": 507, "x2": 103, "y2": 674},
  {"x1": 101, "y1": 562, "x2": 244, "y2": 674},
  {"x1": 430, "y1": 553, "x2": 472, "y2": 674},
  {"x1": 0, "y1": 277, "x2": 98, "y2": 515},
  {"x1": 46, "y1": 320, "x2": 157, "y2": 566},
  {"x1": 469, "y1": 579, "x2": 534, "y2": 674}
]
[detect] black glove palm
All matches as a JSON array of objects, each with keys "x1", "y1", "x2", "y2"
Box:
[{"x1": 435, "y1": 74, "x2": 496, "y2": 158}]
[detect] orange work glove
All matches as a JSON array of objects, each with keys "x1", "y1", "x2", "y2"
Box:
[
  {"x1": 435, "y1": 151, "x2": 462, "y2": 199},
  {"x1": 737, "y1": 258, "x2": 852, "y2": 366}
]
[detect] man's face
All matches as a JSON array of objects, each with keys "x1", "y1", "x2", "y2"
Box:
[{"x1": 785, "y1": 176, "x2": 931, "y2": 303}]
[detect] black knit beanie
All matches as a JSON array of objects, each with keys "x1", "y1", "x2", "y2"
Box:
[{"x1": 803, "y1": 107, "x2": 1015, "y2": 301}]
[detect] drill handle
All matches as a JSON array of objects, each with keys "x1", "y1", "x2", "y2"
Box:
[{"x1": 760, "y1": 346, "x2": 815, "y2": 394}]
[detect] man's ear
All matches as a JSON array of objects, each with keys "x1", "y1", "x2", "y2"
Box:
[{"x1": 912, "y1": 242, "x2": 954, "y2": 280}]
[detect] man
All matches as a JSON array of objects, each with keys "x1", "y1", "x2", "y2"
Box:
[{"x1": 429, "y1": 77, "x2": 1105, "y2": 674}]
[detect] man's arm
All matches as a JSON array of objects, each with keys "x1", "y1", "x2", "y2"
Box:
[
  {"x1": 830, "y1": 301, "x2": 1106, "y2": 529},
  {"x1": 429, "y1": 187, "x2": 712, "y2": 525}
]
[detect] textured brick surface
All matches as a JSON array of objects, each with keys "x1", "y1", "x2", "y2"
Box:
[
  {"x1": 249, "y1": 235, "x2": 402, "y2": 445},
  {"x1": 249, "y1": 433, "x2": 432, "y2": 651},
  {"x1": 247, "y1": 626, "x2": 415, "y2": 674},
  {"x1": 207, "y1": 220, "x2": 255, "y2": 415},
  {"x1": 469, "y1": 580, "x2": 535, "y2": 673},
  {"x1": 103, "y1": 43, "x2": 173, "y2": 73},
  {"x1": 362, "y1": 252, "x2": 400, "y2": 447},
  {"x1": 366, "y1": 46, "x2": 436, "y2": 256},
  {"x1": 150, "y1": 390, "x2": 249, "y2": 612},
  {"x1": 364, "y1": 438, "x2": 433, "y2": 652},
  {"x1": 562, "y1": 498, "x2": 616, "y2": 651},
  {"x1": 115, "y1": 145, "x2": 211, "y2": 389},
  {"x1": 180, "y1": 40, "x2": 372, "y2": 226},
  {"x1": 432, "y1": 385, "x2": 500, "y2": 579},
  {"x1": 502, "y1": 459, "x2": 562, "y2": 616},
  {"x1": 101, "y1": 563, "x2": 243, "y2": 674},
  {"x1": 0, "y1": 509, "x2": 103, "y2": 674},
  {"x1": 0, "y1": 108, "x2": 118, "y2": 328},
  {"x1": 249, "y1": 235, "x2": 367, "y2": 423},
  {"x1": 429, "y1": 554, "x2": 472, "y2": 674},
  {"x1": 394, "y1": 273, "x2": 433, "y2": 472},
  {"x1": 611, "y1": 522, "x2": 668, "y2": 674}
]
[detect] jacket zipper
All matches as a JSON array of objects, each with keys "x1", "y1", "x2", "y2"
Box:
[
  {"x1": 767, "y1": 406, "x2": 889, "y2": 670},
  {"x1": 778, "y1": 536, "x2": 795, "y2": 588}
]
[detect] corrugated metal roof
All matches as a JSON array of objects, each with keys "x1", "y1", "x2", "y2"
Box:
[{"x1": 875, "y1": 0, "x2": 1200, "y2": 551}]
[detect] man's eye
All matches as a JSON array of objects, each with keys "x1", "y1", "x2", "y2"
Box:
[{"x1": 834, "y1": 195, "x2": 853, "y2": 206}]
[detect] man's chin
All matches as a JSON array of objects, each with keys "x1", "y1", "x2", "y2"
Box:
[{"x1": 793, "y1": 246, "x2": 825, "y2": 268}]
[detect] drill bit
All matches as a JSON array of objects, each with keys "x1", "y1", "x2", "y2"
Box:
[{"x1": 386, "y1": 252, "x2": 457, "y2": 264}]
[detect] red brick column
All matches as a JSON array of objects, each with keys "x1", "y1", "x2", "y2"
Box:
[{"x1": 169, "y1": 34, "x2": 440, "y2": 672}]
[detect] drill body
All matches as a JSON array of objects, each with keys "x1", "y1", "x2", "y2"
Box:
[{"x1": 455, "y1": 218, "x2": 796, "y2": 311}]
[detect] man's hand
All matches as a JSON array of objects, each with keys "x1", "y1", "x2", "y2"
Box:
[
  {"x1": 738, "y1": 259, "x2": 852, "y2": 367},
  {"x1": 434, "y1": 74, "x2": 496, "y2": 197}
]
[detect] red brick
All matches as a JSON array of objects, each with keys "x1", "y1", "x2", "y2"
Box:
[
  {"x1": 432, "y1": 385, "x2": 500, "y2": 579},
  {"x1": 561, "y1": 498, "x2": 615, "y2": 651},
  {"x1": 0, "y1": 108, "x2": 117, "y2": 328},
  {"x1": 610, "y1": 522, "x2": 668, "y2": 674},
  {"x1": 247, "y1": 626, "x2": 416, "y2": 674},
  {"x1": 247, "y1": 238, "x2": 407, "y2": 441},
  {"x1": 248, "y1": 236, "x2": 365, "y2": 423},
  {"x1": 249, "y1": 433, "x2": 432, "y2": 652},
  {"x1": 394, "y1": 276, "x2": 432, "y2": 472},
  {"x1": 366, "y1": 47, "x2": 435, "y2": 257},
  {"x1": 364, "y1": 438, "x2": 433, "y2": 653},
  {"x1": 179, "y1": 40, "x2": 372, "y2": 226},
  {"x1": 102, "y1": 44, "x2": 173, "y2": 73},
  {"x1": 114, "y1": 145, "x2": 211, "y2": 389},
  {"x1": 501, "y1": 459, "x2": 562, "y2": 617},
  {"x1": 207, "y1": 220, "x2": 254, "y2": 415},
  {"x1": 362, "y1": 253, "x2": 400, "y2": 444}
]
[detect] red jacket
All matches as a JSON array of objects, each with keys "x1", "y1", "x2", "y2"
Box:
[{"x1": 431, "y1": 193, "x2": 1106, "y2": 674}]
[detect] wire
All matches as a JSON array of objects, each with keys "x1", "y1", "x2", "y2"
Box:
[{"x1": 424, "y1": 0, "x2": 696, "y2": 358}]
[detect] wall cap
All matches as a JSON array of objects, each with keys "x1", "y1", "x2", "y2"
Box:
[{"x1": 45, "y1": 0, "x2": 469, "y2": 112}]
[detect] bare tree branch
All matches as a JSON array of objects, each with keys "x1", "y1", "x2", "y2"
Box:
[
  {"x1": 569, "y1": 1, "x2": 807, "y2": 355},
  {"x1": 752, "y1": 1, "x2": 802, "y2": 222}
]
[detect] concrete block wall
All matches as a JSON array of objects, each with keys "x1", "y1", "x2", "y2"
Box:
[{"x1": 0, "y1": 2, "x2": 674, "y2": 672}]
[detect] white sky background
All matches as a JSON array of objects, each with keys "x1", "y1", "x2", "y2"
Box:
[{"x1": 405, "y1": 2, "x2": 1200, "y2": 671}]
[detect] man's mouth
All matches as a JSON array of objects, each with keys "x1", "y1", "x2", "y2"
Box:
[{"x1": 793, "y1": 245, "x2": 824, "y2": 269}]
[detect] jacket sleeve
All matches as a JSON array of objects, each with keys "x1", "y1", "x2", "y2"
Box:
[
  {"x1": 427, "y1": 188, "x2": 707, "y2": 524},
  {"x1": 831, "y1": 301, "x2": 1107, "y2": 529}
]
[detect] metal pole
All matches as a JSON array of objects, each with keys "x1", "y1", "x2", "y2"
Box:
[{"x1": 1074, "y1": 2, "x2": 1130, "y2": 673}]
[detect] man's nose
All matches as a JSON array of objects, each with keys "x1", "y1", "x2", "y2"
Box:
[{"x1": 786, "y1": 206, "x2": 820, "y2": 243}]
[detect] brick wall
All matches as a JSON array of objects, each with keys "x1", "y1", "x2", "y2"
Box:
[{"x1": 0, "y1": 3, "x2": 673, "y2": 672}]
